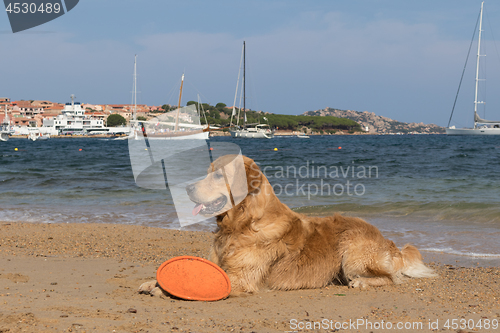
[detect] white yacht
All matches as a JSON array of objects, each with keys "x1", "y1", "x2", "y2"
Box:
[
  {"x1": 230, "y1": 123, "x2": 274, "y2": 139},
  {"x1": 446, "y1": 2, "x2": 500, "y2": 135},
  {"x1": 42, "y1": 95, "x2": 107, "y2": 135}
]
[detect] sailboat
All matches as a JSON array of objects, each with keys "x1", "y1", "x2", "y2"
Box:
[
  {"x1": 129, "y1": 60, "x2": 209, "y2": 140},
  {"x1": 446, "y1": 1, "x2": 500, "y2": 135},
  {"x1": 229, "y1": 41, "x2": 274, "y2": 139},
  {"x1": 140, "y1": 74, "x2": 209, "y2": 140},
  {"x1": 0, "y1": 106, "x2": 13, "y2": 142}
]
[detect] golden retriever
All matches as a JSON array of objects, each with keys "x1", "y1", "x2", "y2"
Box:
[{"x1": 139, "y1": 155, "x2": 436, "y2": 297}]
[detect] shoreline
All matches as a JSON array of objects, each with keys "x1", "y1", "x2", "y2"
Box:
[
  {"x1": 7, "y1": 131, "x2": 446, "y2": 139},
  {"x1": 1, "y1": 222, "x2": 499, "y2": 332},
  {"x1": 3, "y1": 218, "x2": 499, "y2": 268},
  {"x1": 10, "y1": 134, "x2": 129, "y2": 139}
]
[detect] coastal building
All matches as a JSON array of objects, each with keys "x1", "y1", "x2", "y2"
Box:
[
  {"x1": 0, "y1": 114, "x2": 8, "y2": 124},
  {"x1": 0, "y1": 98, "x2": 10, "y2": 107},
  {"x1": 11, "y1": 101, "x2": 43, "y2": 117},
  {"x1": 12, "y1": 117, "x2": 30, "y2": 127},
  {"x1": 106, "y1": 104, "x2": 127, "y2": 112},
  {"x1": 82, "y1": 103, "x2": 103, "y2": 111},
  {"x1": 115, "y1": 110, "x2": 131, "y2": 121},
  {"x1": 91, "y1": 112, "x2": 106, "y2": 121},
  {"x1": 31, "y1": 100, "x2": 54, "y2": 109},
  {"x1": 44, "y1": 104, "x2": 65, "y2": 115}
]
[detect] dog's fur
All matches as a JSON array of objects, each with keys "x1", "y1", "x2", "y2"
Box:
[{"x1": 139, "y1": 155, "x2": 436, "y2": 297}]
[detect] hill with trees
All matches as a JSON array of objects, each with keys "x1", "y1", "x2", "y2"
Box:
[
  {"x1": 184, "y1": 101, "x2": 361, "y2": 133},
  {"x1": 303, "y1": 108, "x2": 445, "y2": 134}
]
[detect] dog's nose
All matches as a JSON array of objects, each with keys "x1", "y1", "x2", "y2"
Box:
[{"x1": 186, "y1": 183, "x2": 196, "y2": 195}]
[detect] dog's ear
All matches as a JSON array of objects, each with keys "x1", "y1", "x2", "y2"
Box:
[{"x1": 244, "y1": 157, "x2": 262, "y2": 194}]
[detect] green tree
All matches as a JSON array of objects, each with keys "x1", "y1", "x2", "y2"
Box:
[
  {"x1": 107, "y1": 114, "x2": 127, "y2": 127},
  {"x1": 216, "y1": 102, "x2": 227, "y2": 110},
  {"x1": 137, "y1": 116, "x2": 147, "y2": 121}
]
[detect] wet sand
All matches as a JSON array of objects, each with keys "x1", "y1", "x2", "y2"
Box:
[{"x1": 1, "y1": 222, "x2": 499, "y2": 332}]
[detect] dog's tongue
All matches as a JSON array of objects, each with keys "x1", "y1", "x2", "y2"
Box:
[{"x1": 192, "y1": 203, "x2": 204, "y2": 216}]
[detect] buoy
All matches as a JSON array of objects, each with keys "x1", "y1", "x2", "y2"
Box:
[
  {"x1": 79, "y1": 149, "x2": 83, "y2": 151},
  {"x1": 338, "y1": 147, "x2": 342, "y2": 149},
  {"x1": 274, "y1": 148, "x2": 278, "y2": 151},
  {"x1": 14, "y1": 148, "x2": 18, "y2": 151},
  {"x1": 209, "y1": 147, "x2": 214, "y2": 151}
]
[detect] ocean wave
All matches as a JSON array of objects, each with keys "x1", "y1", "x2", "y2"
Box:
[
  {"x1": 421, "y1": 247, "x2": 500, "y2": 258},
  {"x1": 293, "y1": 201, "x2": 500, "y2": 223}
]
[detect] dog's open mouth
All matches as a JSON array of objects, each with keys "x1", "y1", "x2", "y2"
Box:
[{"x1": 192, "y1": 195, "x2": 228, "y2": 216}]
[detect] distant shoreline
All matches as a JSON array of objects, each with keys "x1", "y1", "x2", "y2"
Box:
[
  {"x1": 8, "y1": 131, "x2": 445, "y2": 139},
  {"x1": 209, "y1": 131, "x2": 442, "y2": 137},
  {"x1": 10, "y1": 134, "x2": 128, "y2": 139}
]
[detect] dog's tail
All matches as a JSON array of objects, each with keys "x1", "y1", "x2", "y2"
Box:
[{"x1": 399, "y1": 244, "x2": 437, "y2": 278}]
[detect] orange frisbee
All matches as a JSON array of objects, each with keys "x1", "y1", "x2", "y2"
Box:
[{"x1": 156, "y1": 256, "x2": 231, "y2": 301}]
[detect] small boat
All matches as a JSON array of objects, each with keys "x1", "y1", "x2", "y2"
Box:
[
  {"x1": 296, "y1": 133, "x2": 310, "y2": 138},
  {"x1": 446, "y1": 1, "x2": 500, "y2": 135},
  {"x1": 0, "y1": 127, "x2": 10, "y2": 141},
  {"x1": 28, "y1": 132, "x2": 50, "y2": 141}
]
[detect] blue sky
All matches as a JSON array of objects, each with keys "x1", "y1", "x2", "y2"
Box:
[{"x1": 1, "y1": 0, "x2": 500, "y2": 126}]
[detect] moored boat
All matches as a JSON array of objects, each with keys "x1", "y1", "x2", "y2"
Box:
[
  {"x1": 447, "y1": 2, "x2": 500, "y2": 135},
  {"x1": 0, "y1": 107, "x2": 13, "y2": 142},
  {"x1": 229, "y1": 41, "x2": 274, "y2": 139}
]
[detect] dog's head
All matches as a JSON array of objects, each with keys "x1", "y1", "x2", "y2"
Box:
[{"x1": 186, "y1": 155, "x2": 262, "y2": 217}]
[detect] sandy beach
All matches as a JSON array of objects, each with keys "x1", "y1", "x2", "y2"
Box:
[{"x1": 0, "y1": 222, "x2": 499, "y2": 333}]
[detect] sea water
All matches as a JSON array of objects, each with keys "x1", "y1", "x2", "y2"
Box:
[{"x1": 1, "y1": 135, "x2": 499, "y2": 263}]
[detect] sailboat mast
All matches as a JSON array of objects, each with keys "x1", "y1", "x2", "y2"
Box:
[
  {"x1": 474, "y1": 1, "x2": 484, "y2": 128},
  {"x1": 175, "y1": 73, "x2": 185, "y2": 132},
  {"x1": 243, "y1": 41, "x2": 246, "y2": 128},
  {"x1": 133, "y1": 54, "x2": 137, "y2": 123},
  {"x1": 230, "y1": 43, "x2": 245, "y2": 127}
]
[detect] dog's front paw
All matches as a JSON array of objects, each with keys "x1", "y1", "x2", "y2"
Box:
[
  {"x1": 150, "y1": 286, "x2": 168, "y2": 298},
  {"x1": 348, "y1": 278, "x2": 368, "y2": 289},
  {"x1": 138, "y1": 280, "x2": 159, "y2": 294},
  {"x1": 228, "y1": 289, "x2": 252, "y2": 297},
  {"x1": 138, "y1": 280, "x2": 169, "y2": 298}
]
